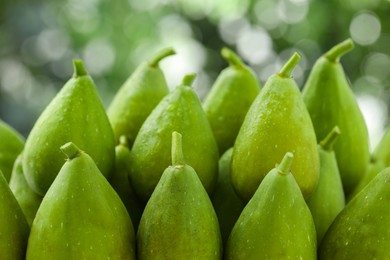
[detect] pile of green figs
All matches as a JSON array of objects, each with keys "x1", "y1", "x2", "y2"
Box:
[{"x1": 1, "y1": 39, "x2": 390, "y2": 259}]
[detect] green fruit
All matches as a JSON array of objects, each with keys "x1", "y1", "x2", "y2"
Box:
[
  {"x1": 137, "y1": 132, "x2": 222, "y2": 259},
  {"x1": 306, "y1": 126, "x2": 345, "y2": 244},
  {"x1": 110, "y1": 135, "x2": 145, "y2": 231},
  {"x1": 211, "y1": 147, "x2": 245, "y2": 246},
  {"x1": 26, "y1": 142, "x2": 136, "y2": 259},
  {"x1": 347, "y1": 155, "x2": 385, "y2": 202},
  {"x1": 0, "y1": 170, "x2": 29, "y2": 260},
  {"x1": 302, "y1": 39, "x2": 370, "y2": 195},
  {"x1": 226, "y1": 153, "x2": 317, "y2": 259},
  {"x1": 129, "y1": 74, "x2": 219, "y2": 201},
  {"x1": 231, "y1": 52, "x2": 320, "y2": 201},
  {"x1": 319, "y1": 167, "x2": 390, "y2": 259},
  {"x1": 107, "y1": 48, "x2": 175, "y2": 146},
  {"x1": 349, "y1": 127, "x2": 390, "y2": 201},
  {"x1": 9, "y1": 154, "x2": 43, "y2": 227},
  {"x1": 373, "y1": 126, "x2": 390, "y2": 167},
  {"x1": 23, "y1": 60, "x2": 115, "y2": 196},
  {"x1": 203, "y1": 47, "x2": 261, "y2": 154},
  {"x1": 0, "y1": 119, "x2": 24, "y2": 182}
]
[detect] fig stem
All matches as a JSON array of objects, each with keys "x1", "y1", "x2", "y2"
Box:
[
  {"x1": 73, "y1": 60, "x2": 88, "y2": 77},
  {"x1": 119, "y1": 135, "x2": 130, "y2": 147},
  {"x1": 182, "y1": 73, "x2": 196, "y2": 86},
  {"x1": 61, "y1": 142, "x2": 81, "y2": 160},
  {"x1": 171, "y1": 131, "x2": 185, "y2": 166},
  {"x1": 278, "y1": 52, "x2": 301, "y2": 78},
  {"x1": 149, "y1": 47, "x2": 176, "y2": 67},
  {"x1": 324, "y1": 39, "x2": 354, "y2": 63},
  {"x1": 221, "y1": 47, "x2": 245, "y2": 69},
  {"x1": 277, "y1": 152, "x2": 294, "y2": 175},
  {"x1": 320, "y1": 126, "x2": 341, "y2": 151}
]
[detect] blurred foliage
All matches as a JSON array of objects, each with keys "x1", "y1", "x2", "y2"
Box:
[{"x1": 0, "y1": 0, "x2": 390, "y2": 148}]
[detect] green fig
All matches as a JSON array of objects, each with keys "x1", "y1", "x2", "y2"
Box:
[
  {"x1": 137, "y1": 132, "x2": 222, "y2": 259},
  {"x1": 319, "y1": 167, "x2": 390, "y2": 259},
  {"x1": 211, "y1": 147, "x2": 245, "y2": 246},
  {"x1": 225, "y1": 153, "x2": 317, "y2": 259},
  {"x1": 373, "y1": 126, "x2": 390, "y2": 167},
  {"x1": 348, "y1": 127, "x2": 390, "y2": 200},
  {"x1": 26, "y1": 142, "x2": 135, "y2": 259},
  {"x1": 107, "y1": 48, "x2": 175, "y2": 146},
  {"x1": 23, "y1": 60, "x2": 115, "y2": 196},
  {"x1": 0, "y1": 170, "x2": 29, "y2": 260},
  {"x1": 306, "y1": 126, "x2": 345, "y2": 244},
  {"x1": 302, "y1": 39, "x2": 370, "y2": 195},
  {"x1": 0, "y1": 119, "x2": 24, "y2": 182},
  {"x1": 9, "y1": 154, "x2": 43, "y2": 227},
  {"x1": 347, "y1": 155, "x2": 386, "y2": 201},
  {"x1": 129, "y1": 74, "x2": 219, "y2": 201},
  {"x1": 203, "y1": 47, "x2": 261, "y2": 154},
  {"x1": 231, "y1": 52, "x2": 320, "y2": 201},
  {"x1": 110, "y1": 135, "x2": 145, "y2": 231}
]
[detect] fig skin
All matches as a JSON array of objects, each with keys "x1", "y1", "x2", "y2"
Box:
[
  {"x1": 231, "y1": 52, "x2": 320, "y2": 201},
  {"x1": 23, "y1": 60, "x2": 115, "y2": 196},
  {"x1": 302, "y1": 39, "x2": 370, "y2": 195}
]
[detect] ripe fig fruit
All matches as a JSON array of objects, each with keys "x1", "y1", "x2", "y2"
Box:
[
  {"x1": 347, "y1": 155, "x2": 385, "y2": 202},
  {"x1": 231, "y1": 52, "x2": 319, "y2": 201},
  {"x1": 107, "y1": 48, "x2": 175, "y2": 146},
  {"x1": 211, "y1": 147, "x2": 245, "y2": 245},
  {"x1": 129, "y1": 74, "x2": 219, "y2": 201},
  {"x1": 302, "y1": 39, "x2": 370, "y2": 195},
  {"x1": 226, "y1": 153, "x2": 317, "y2": 259},
  {"x1": 109, "y1": 135, "x2": 144, "y2": 231},
  {"x1": 373, "y1": 126, "x2": 390, "y2": 167},
  {"x1": 9, "y1": 154, "x2": 43, "y2": 227},
  {"x1": 0, "y1": 119, "x2": 24, "y2": 182},
  {"x1": 203, "y1": 47, "x2": 261, "y2": 154},
  {"x1": 137, "y1": 132, "x2": 222, "y2": 259},
  {"x1": 319, "y1": 167, "x2": 390, "y2": 259},
  {"x1": 0, "y1": 170, "x2": 29, "y2": 260},
  {"x1": 306, "y1": 126, "x2": 345, "y2": 244},
  {"x1": 26, "y1": 142, "x2": 135, "y2": 259},
  {"x1": 23, "y1": 60, "x2": 115, "y2": 195}
]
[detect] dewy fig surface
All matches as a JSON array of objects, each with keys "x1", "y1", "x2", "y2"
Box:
[
  {"x1": 203, "y1": 47, "x2": 261, "y2": 154},
  {"x1": 0, "y1": 119, "x2": 24, "y2": 182},
  {"x1": 26, "y1": 142, "x2": 136, "y2": 259},
  {"x1": 109, "y1": 135, "x2": 144, "y2": 231},
  {"x1": 9, "y1": 153, "x2": 43, "y2": 227},
  {"x1": 226, "y1": 152, "x2": 317, "y2": 259},
  {"x1": 0, "y1": 170, "x2": 29, "y2": 260},
  {"x1": 306, "y1": 126, "x2": 345, "y2": 245},
  {"x1": 107, "y1": 48, "x2": 175, "y2": 146},
  {"x1": 231, "y1": 52, "x2": 320, "y2": 201},
  {"x1": 137, "y1": 132, "x2": 222, "y2": 259},
  {"x1": 302, "y1": 38, "x2": 370, "y2": 195},
  {"x1": 211, "y1": 147, "x2": 245, "y2": 246},
  {"x1": 129, "y1": 73, "x2": 219, "y2": 201},
  {"x1": 319, "y1": 167, "x2": 390, "y2": 259},
  {"x1": 22, "y1": 59, "x2": 115, "y2": 196}
]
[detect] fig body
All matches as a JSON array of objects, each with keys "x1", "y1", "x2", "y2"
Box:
[
  {"x1": 231, "y1": 53, "x2": 319, "y2": 201},
  {"x1": 23, "y1": 60, "x2": 115, "y2": 195}
]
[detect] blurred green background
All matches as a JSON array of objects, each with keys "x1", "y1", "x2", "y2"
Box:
[{"x1": 1, "y1": 0, "x2": 389, "y2": 150}]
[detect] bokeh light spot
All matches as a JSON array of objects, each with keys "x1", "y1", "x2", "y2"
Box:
[
  {"x1": 278, "y1": 0, "x2": 309, "y2": 24},
  {"x1": 350, "y1": 11, "x2": 381, "y2": 46},
  {"x1": 363, "y1": 53, "x2": 390, "y2": 82},
  {"x1": 357, "y1": 94, "x2": 388, "y2": 150},
  {"x1": 218, "y1": 15, "x2": 250, "y2": 45},
  {"x1": 254, "y1": 1, "x2": 281, "y2": 30},
  {"x1": 83, "y1": 38, "x2": 116, "y2": 75},
  {"x1": 237, "y1": 26, "x2": 273, "y2": 65}
]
